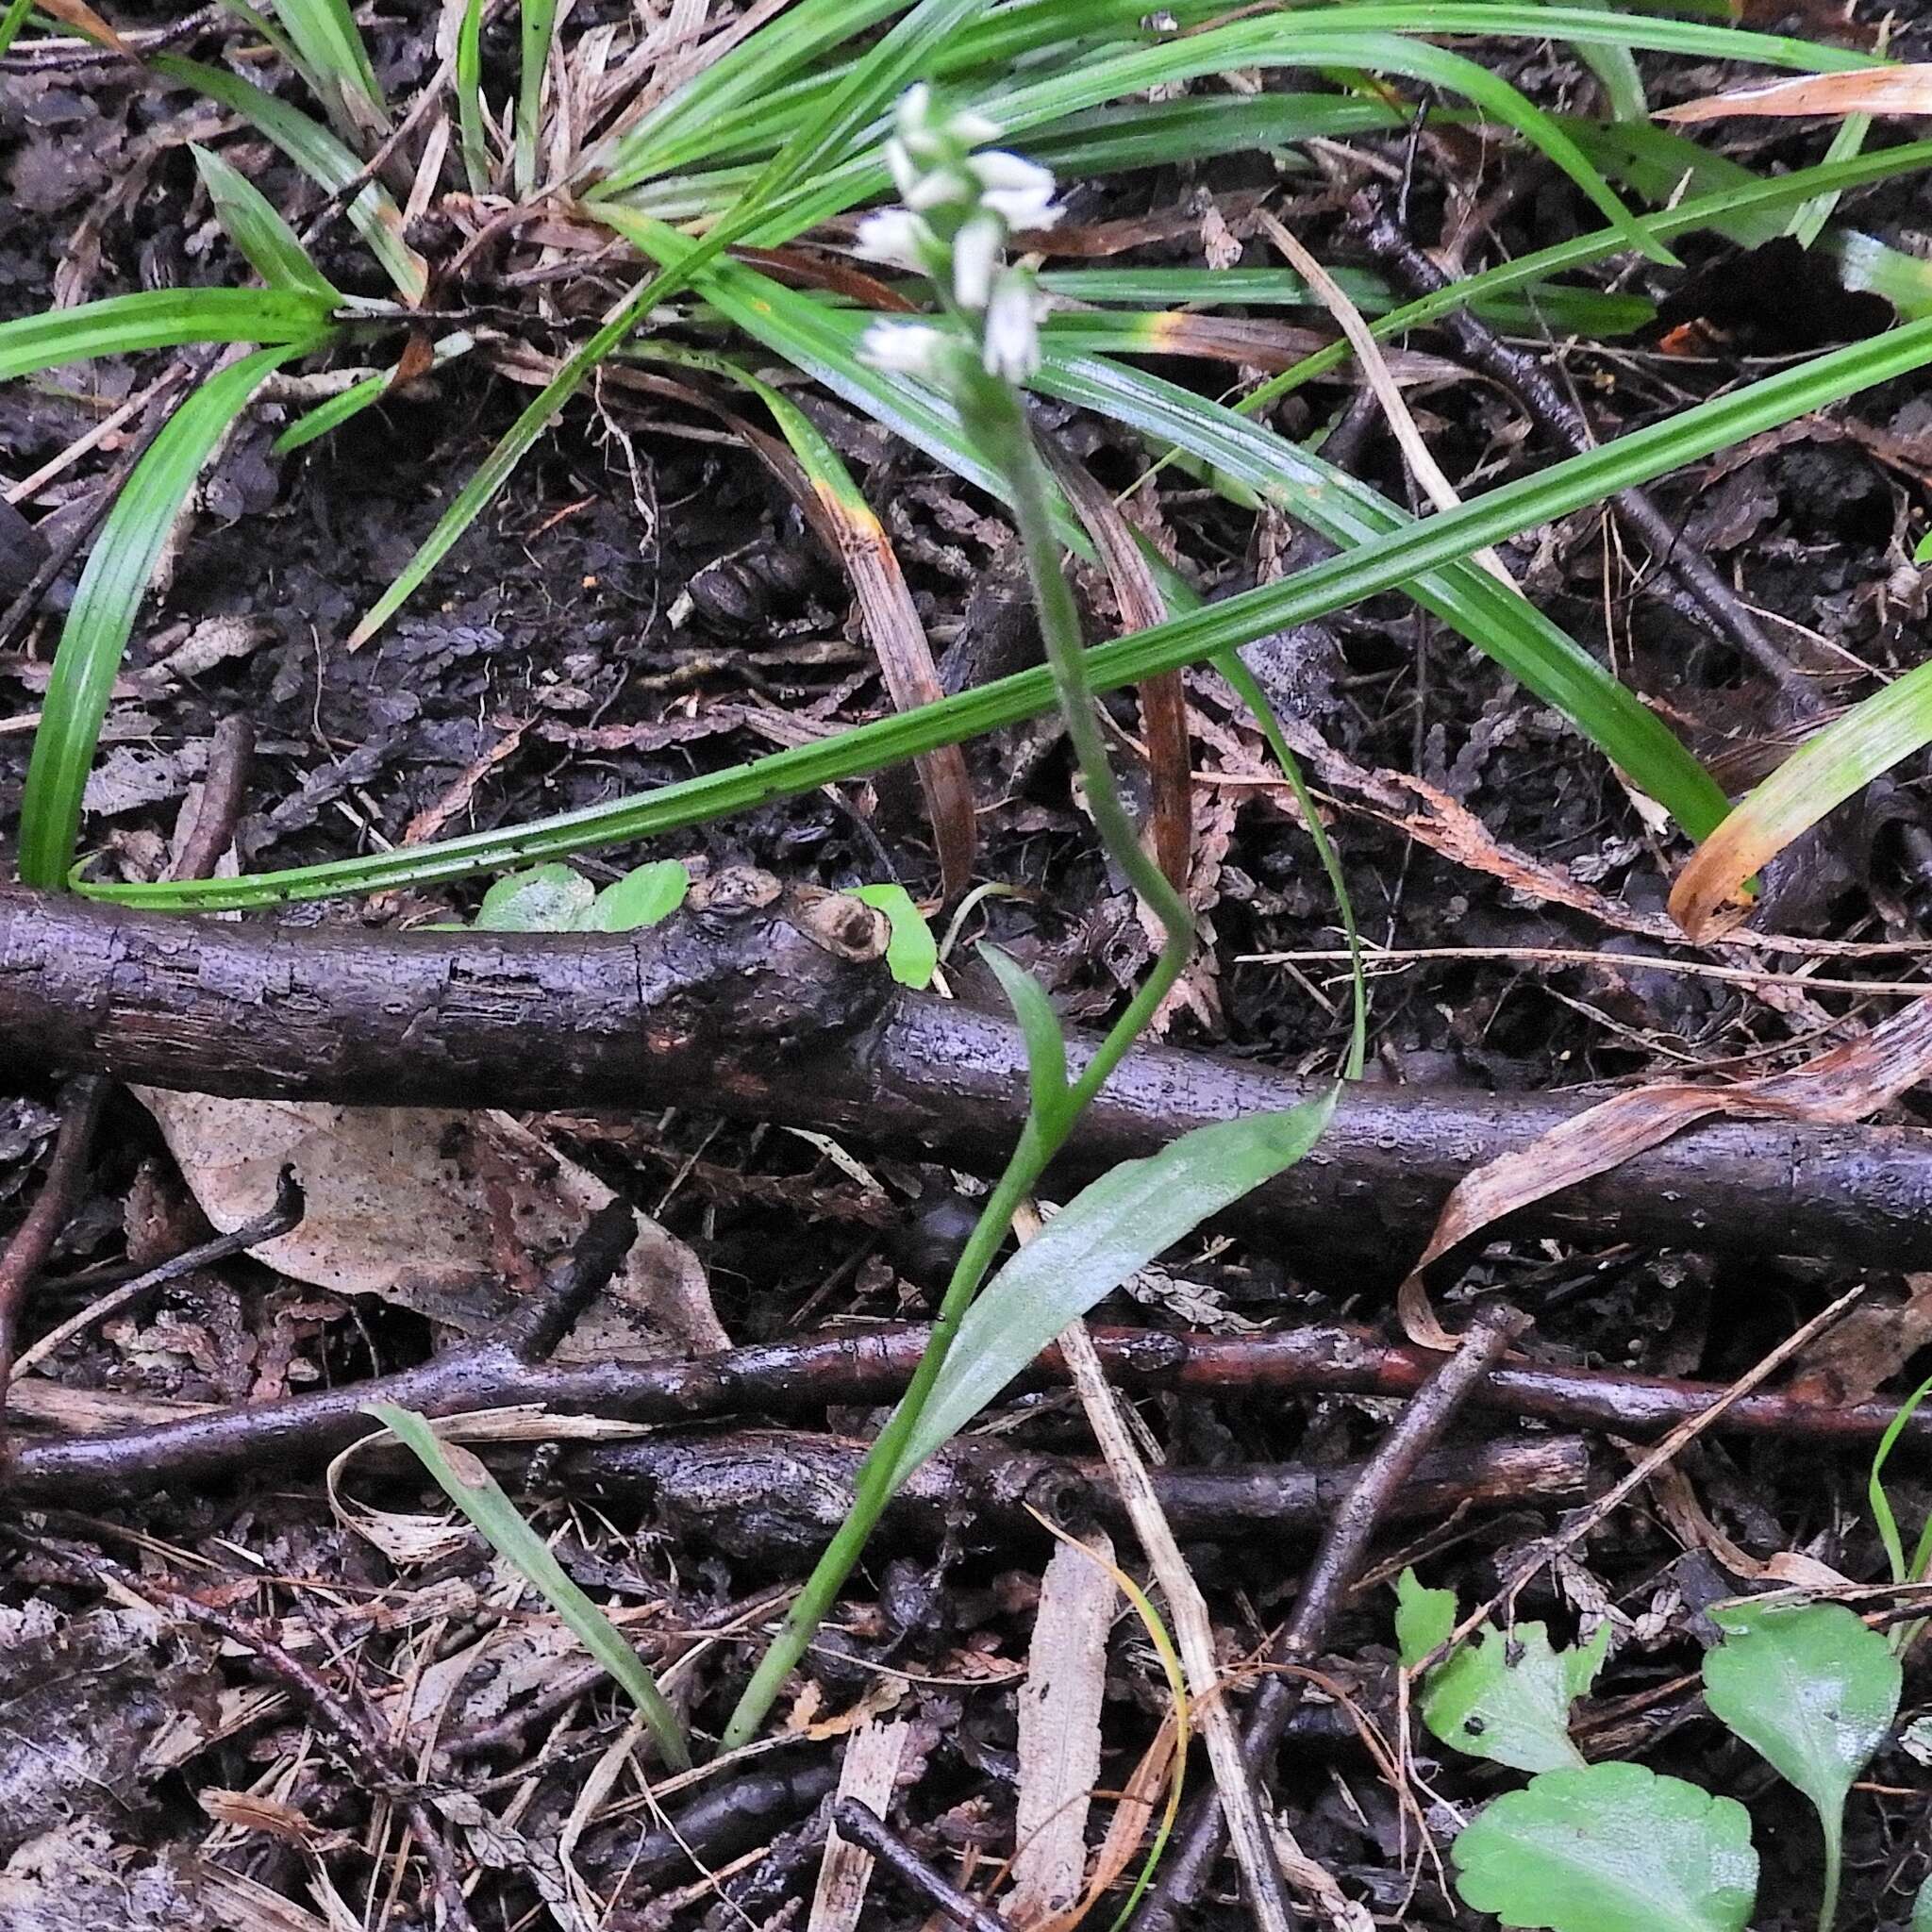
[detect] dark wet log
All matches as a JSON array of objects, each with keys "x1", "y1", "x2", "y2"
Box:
[
  {"x1": 8, "y1": 884, "x2": 1932, "y2": 1271},
  {"x1": 10, "y1": 1318, "x2": 1922, "y2": 1507},
  {"x1": 558, "y1": 1429, "x2": 1590, "y2": 1558}
]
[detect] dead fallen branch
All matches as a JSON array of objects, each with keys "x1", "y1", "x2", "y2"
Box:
[
  {"x1": 8, "y1": 886, "x2": 1932, "y2": 1273},
  {"x1": 556, "y1": 1429, "x2": 1588, "y2": 1557},
  {"x1": 9, "y1": 1315, "x2": 1924, "y2": 1507}
]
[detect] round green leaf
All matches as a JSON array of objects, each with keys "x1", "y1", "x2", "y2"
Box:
[
  {"x1": 473, "y1": 863, "x2": 594, "y2": 931},
  {"x1": 1453, "y1": 1762, "x2": 1757, "y2": 1932}
]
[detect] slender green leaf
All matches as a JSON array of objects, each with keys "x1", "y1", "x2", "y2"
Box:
[
  {"x1": 850, "y1": 883, "x2": 937, "y2": 989},
  {"x1": 0, "y1": 0, "x2": 41, "y2": 63},
  {"x1": 456, "y1": 0, "x2": 491, "y2": 192},
  {"x1": 21, "y1": 343, "x2": 313, "y2": 889},
  {"x1": 1869, "y1": 1373, "x2": 1932, "y2": 1589},
  {"x1": 1703, "y1": 1600, "x2": 1900, "y2": 1932},
  {"x1": 365, "y1": 1402, "x2": 690, "y2": 1769},
  {"x1": 1031, "y1": 347, "x2": 1731, "y2": 841},
  {"x1": 266, "y1": 0, "x2": 387, "y2": 138},
  {"x1": 980, "y1": 944, "x2": 1069, "y2": 1118},
  {"x1": 1453, "y1": 1763, "x2": 1757, "y2": 1932},
  {"x1": 90, "y1": 309, "x2": 1932, "y2": 909},
  {"x1": 0, "y1": 287, "x2": 333, "y2": 379},
  {"x1": 888, "y1": 1093, "x2": 1335, "y2": 1485},
  {"x1": 514, "y1": 0, "x2": 558, "y2": 195},
  {"x1": 1788, "y1": 102, "x2": 1873, "y2": 249},
  {"x1": 155, "y1": 57, "x2": 425, "y2": 301},
  {"x1": 1670, "y1": 655, "x2": 1932, "y2": 938},
  {"x1": 191, "y1": 143, "x2": 341, "y2": 301}
]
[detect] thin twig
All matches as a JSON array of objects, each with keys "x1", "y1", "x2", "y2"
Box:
[
  {"x1": 13, "y1": 1166, "x2": 305, "y2": 1377},
  {"x1": 169, "y1": 711, "x2": 255, "y2": 885},
  {"x1": 829, "y1": 1800, "x2": 1010, "y2": 1932},
  {"x1": 0, "y1": 1075, "x2": 107, "y2": 1430},
  {"x1": 1131, "y1": 1305, "x2": 1527, "y2": 1932}
]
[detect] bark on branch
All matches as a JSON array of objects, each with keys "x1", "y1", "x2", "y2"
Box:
[{"x1": 7, "y1": 881, "x2": 1932, "y2": 1271}]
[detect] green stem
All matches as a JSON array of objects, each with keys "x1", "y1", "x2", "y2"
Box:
[
  {"x1": 719, "y1": 366, "x2": 1197, "y2": 1754},
  {"x1": 1818, "y1": 1816, "x2": 1842, "y2": 1932}
]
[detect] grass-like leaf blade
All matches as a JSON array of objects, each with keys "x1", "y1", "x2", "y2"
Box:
[
  {"x1": 21, "y1": 342, "x2": 316, "y2": 888},
  {"x1": 887, "y1": 1093, "x2": 1336, "y2": 1486},
  {"x1": 0, "y1": 287, "x2": 333, "y2": 379},
  {"x1": 364, "y1": 1402, "x2": 691, "y2": 1770}
]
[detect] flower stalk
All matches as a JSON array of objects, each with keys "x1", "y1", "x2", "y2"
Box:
[{"x1": 721, "y1": 90, "x2": 1197, "y2": 1752}]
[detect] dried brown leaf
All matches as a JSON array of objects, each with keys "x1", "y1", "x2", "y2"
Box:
[
  {"x1": 137, "y1": 1095, "x2": 726, "y2": 1357},
  {"x1": 1399, "y1": 993, "x2": 1932, "y2": 1346},
  {"x1": 1661, "y1": 67, "x2": 1932, "y2": 123}
]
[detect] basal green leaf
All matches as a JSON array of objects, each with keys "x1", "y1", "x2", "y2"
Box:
[
  {"x1": 0, "y1": 288, "x2": 333, "y2": 380},
  {"x1": 1453, "y1": 1762, "x2": 1757, "y2": 1932},
  {"x1": 1703, "y1": 1598, "x2": 1900, "y2": 1928},
  {"x1": 979, "y1": 942, "x2": 1069, "y2": 1119},
  {"x1": 1912, "y1": 1872, "x2": 1932, "y2": 1932},
  {"x1": 473, "y1": 862, "x2": 594, "y2": 930},
  {"x1": 582, "y1": 859, "x2": 690, "y2": 932},
  {"x1": 1395, "y1": 1566, "x2": 1457, "y2": 1666},
  {"x1": 365, "y1": 1402, "x2": 689, "y2": 1770},
  {"x1": 889, "y1": 1093, "x2": 1335, "y2": 1484},
  {"x1": 850, "y1": 883, "x2": 937, "y2": 989},
  {"x1": 20, "y1": 343, "x2": 313, "y2": 888},
  {"x1": 155, "y1": 56, "x2": 425, "y2": 301}
]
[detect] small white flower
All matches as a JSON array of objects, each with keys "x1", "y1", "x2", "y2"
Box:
[
  {"x1": 883, "y1": 136, "x2": 921, "y2": 203},
  {"x1": 981, "y1": 269, "x2": 1042, "y2": 382},
  {"x1": 854, "y1": 209, "x2": 930, "y2": 272},
  {"x1": 904, "y1": 165, "x2": 969, "y2": 212},
  {"x1": 968, "y1": 151, "x2": 1053, "y2": 196},
  {"x1": 950, "y1": 211, "x2": 1003, "y2": 311},
  {"x1": 859, "y1": 320, "x2": 951, "y2": 380},
  {"x1": 951, "y1": 107, "x2": 1002, "y2": 144},
  {"x1": 977, "y1": 179, "x2": 1060, "y2": 230}
]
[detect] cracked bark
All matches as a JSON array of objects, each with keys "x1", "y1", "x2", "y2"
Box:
[{"x1": 7, "y1": 880, "x2": 1932, "y2": 1272}]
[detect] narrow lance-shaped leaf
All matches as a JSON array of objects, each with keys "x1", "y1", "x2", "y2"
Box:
[
  {"x1": 1670, "y1": 657, "x2": 1932, "y2": 939},
  {"x1": 155, "y1": 56, "x2": 425, "y2": 302},
  {"x1": 514, "y1": 0, "x2": 558, "y2": 196},
  {"x1": 364, "y1": 1403, "x2": 690, "y2": 1770},
  {"x1": 20, "y1": 342, "x2": 317, "y2": 888},
  {"x1": 83, "y1": 308, "x2": 1932, "y2": 909},
  {"x1": 0, "y1": 288, "x2": 335, "y2": 381},
  {"x1": 191, "y1": 143, "x2": 341, "y2": 302},
  {"x1": 887, "y1": 1093, "x2": 1336, "y2": 1487}
]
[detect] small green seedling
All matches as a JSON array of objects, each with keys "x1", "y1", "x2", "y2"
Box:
[
  {"x1": 1395, "y1": 1568, "x2": 1609, "y2": 1774},
  {"x1": 1702, "y1": 1600, "x2": 1901, "y2": 1932},
  {"x1": 1869, "y1": 1369, "x2": 1932, "y2": 1656},
  {"x1": 1404, "y1": 1573, "x2": 1902, "y2": 1932},
  {"x1": 470, "y1": 859, "x2": 690, "y2": 933},
  {"x1": 848, "y1": 882, "x2": 939, "y2": 989}
]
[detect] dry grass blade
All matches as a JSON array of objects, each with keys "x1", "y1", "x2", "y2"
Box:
[
  {"x1": 32, "y1": 0, "x2": 126, "y2": 52},
  {"x1": 1045, "y1": 449, "x2": 1191, "y2": 894},
  {"x1": 1056, "y1": 1317, "x2": 1300, "y2": 1932},
  {"x1": 1397, "y1": 991, "x2": 1932, "y2": 1347},
  {"x1": 1254, "y1": 208, "x2": 1512, "y2": 590},
  {"x1": 1010, "y1": 1530, "x2": 1119, "y2": 1924},
  {"x1": 1661, "y1": 67, "x2": 1932, "y2": 123}
]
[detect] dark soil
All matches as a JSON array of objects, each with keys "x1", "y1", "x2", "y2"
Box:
[{"x1": 3, "y1": 5, "x2": 1932, "y2": 1929}]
